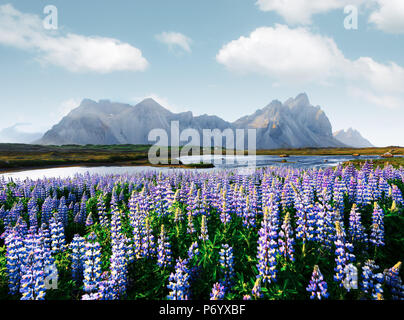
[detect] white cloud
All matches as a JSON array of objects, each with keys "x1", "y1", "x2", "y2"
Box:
[
  {"x1": 369, "y1": 0, "x2": 404, "y2": 34},
  {"x1": 156, "y1": 32, "x2": 192, "y2": 53},
  {"x1": 216, "y1": 24, "x2": 404, "y2": 108},
  {"x1": 255, "y1": 0, "x2": 366, "y2": 25},
  {"x1": 348, "y1": 87, "x2": 403, "y2": 110},
  {"x1": 216, "y1": 25, "x2": 346, "y2": 83},
  {"x1": 0, "y1": 4, "x2": 148, "y2": 73}
]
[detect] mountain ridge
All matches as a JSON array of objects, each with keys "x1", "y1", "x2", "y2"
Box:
[{"x1": 37, "y1": 93, "x2": 355, "y2": 149}]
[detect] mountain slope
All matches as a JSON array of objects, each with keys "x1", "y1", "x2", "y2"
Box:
[
  {"x1": 37, "y1": 94, "x2": 346, "y2": 149},
  {"x1": 0, "y1": 123, "x2": 43, "y2": 144},
  {"x1": 333, "y1": 128, "x2": 374, "y2": 148}
]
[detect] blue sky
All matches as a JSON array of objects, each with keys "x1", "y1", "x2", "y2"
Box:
[{"x1": 0, "y1": 0, "x2": 403, "y2": 146}]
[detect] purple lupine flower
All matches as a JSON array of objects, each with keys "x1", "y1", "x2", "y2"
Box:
[
  {"x1": 167, "y1": 258, "x2": 190, "y2": 300},
  {"x1": 49, "y1": 213, "x2": 66, "y2": 254},
  {"x1": 187, "y1": 210, "x2": 195, "y2": 234},
  {"x1": 251, "y1": 277, "x2": 263, "y2": 299},
  {"x1": 19, "y1": 234, "x2": 46, "y2": 300},
  {"x1": 384, "y1": 262, "x2": 404, "y2": 300},
  {"x1": 256, "y1": 207, "x2": 277, "y2": 284},
  {"x1": 199, "y1": 215, "x2": 209, "y2": 241},
  {"x1": 187, "y1": 241, "x2": 199, "y2": 262},
  {"x1": 219, "y1": 244, "x2": 235, "y2": 289},
  {"x1": 70, "y1": 234, "x2": 86, "y2": 282},
  {"x1": 210, "y1": 282, "x2": 225, "y2": 300},
  {"x1": 5, "y1": 230, "x2": 24, "y2": 294},
  {"x1": 307, "y1": 265, "x2": 329, "y2": 300},
  {"x1": 278, "y1": 212, "x2": 295, "y2": 262},
  {"x1": 370, "y1": 202, "x2": 385, "y2": 247},
  {"x1": 109, "y1": 235, "x2": 128, "y2": 299},
  {"x1": 334, "y1": 221, "x2": 355, "y2": 287},
  {"x1": 362, "y1": 260, "x2": 384, "y2": 300},
  {"x1": 157, "y1": 224, "x2": 172, "y2": 268},
  {"x1": 348, "y1": 204, "x2": 368, "y2": 244},
  {"x1": 83, "y1": 234, "x2": 102, "y2": 293},
  {"x1": 141, "y1": 217, "x2": 155, "y2": 258},
  {"x1": 391, "y1": 185, "x2": 403, "y2": 205}
]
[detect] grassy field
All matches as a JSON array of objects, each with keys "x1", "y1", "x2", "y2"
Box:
[
  {"x1": 343, "y1": 157, "x2": 404, "y2": 169},
  {"x1": 0, "y1": 143, "x2": 402, "y2": 172}
]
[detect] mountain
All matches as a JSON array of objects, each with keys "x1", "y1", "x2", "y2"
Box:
[
  {"x1": 234, "y1": 93, "x2": 343, "y2": 149},
  {"x1": 0, "y1": 123, "x2": 43, "y2": 143},
  {"x1": 333, "y1": 128, "x2": 374, "y2": 148},
  {"x1": 37, "y1": 93, "x2": 347, "y2": 149}
]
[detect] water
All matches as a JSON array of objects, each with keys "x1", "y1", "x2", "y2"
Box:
[{"x1": 0, "y1": 155, "x2": 389, "y2": 180}]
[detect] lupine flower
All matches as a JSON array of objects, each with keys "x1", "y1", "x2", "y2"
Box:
[
  {"x1": 19, "y1": 236, "x2": 46, "y2": 300},
  {"x1": 370, "y1": 203, "x2": 385, "y2": 247},
  {"x1": 49, "y1": 213, "x2": 66, "y2": 254},
  {"x1": 5, "y1": 230, "x2": 24, "y2": 294},
  {"x1": 210, "y1": 282, "x2": 225, "y2": 300},
  {"x1": 70, "y1": 234, "x2": 86, "y2": 282},
  {"x1": 187, "y1": 241, "x2": 199, "y2": 262},
  {"x1": 334, "y1": 221, "x2": 355, "y2": 287},
  {"x1": 86, "y1": 213, "x2": 94, "y2": 227},
  {"x1": 83, "y1": 234, "x2": 102, "y2": 293},
  {"x1": 167, "y1": 258, "x2": 190, "y2": 300},
  {"x1": 384, "y1": 262, "x2": 404, "y2": 300},
  {"x1": 109, "y1": 235, "x2": 128, "y2": 299},
  {"x1": 187, "y1": 210, "x2": 195, "y2": 234},
  {"x1": 251, "y1": 277, "x2": 263, "y2": 299},
  {"x1": 391, "y1": 185, "x2": 403, "y2": 205},
  {"x1": 362, "y1": 260, "x2": 384, "y2": 300},
  {"x1": 199, "y1": 215, "x2": 209, "y2": 241},
  {"x1": 306, "y1": 265, "x2": 329, "y2": 300},
  {"x1": 278, "y1": 212, "x2": 295, "y2": 262},
  {"x1": 219, "y1": 244, "x2": 235, "y2": 289},
  {"x1": 142, "y1": 217, "x2": 155, "y2": 258},
  {"x1": 348, "y1": 204, "x2": 368, "y2": 244},
  {"x1": 256, "y1": 207, "x2": 277, "y2": 284},
  {"x1": 157, "y1": 225, "x2": 172, "y2": 268}
]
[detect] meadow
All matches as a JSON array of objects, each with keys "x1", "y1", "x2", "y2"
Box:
[{"x1": 0, "y1": 161, "x2": 403, "y2": 300}]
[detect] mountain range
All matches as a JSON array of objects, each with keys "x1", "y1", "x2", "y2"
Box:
[
  {"x1": 333, "y1": 128, "x2": 374, "y2": 148},
  {"x1": 35, "y1": 93, "x2": 373, "y2": 149},
  {"x1": 0, "y1": 123, "x2": 42, "y2": 144}
]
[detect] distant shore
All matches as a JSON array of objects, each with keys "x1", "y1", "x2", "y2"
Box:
[{"x1": 0, "y1": 143, "x2": 402, "y2": 173}]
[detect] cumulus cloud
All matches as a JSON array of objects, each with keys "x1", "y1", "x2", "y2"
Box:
[
  {"x1": 216, "y1": 24, "x2": 404, "y2": 108},
  {"x1": 0, "y1": 4, "x2": 148, "y2": 73},
  {"x1": 369, "y1": 0, "x2": 404, "y2": 34},
  {"x1": 156, "y1": 31, "x2": 192, "y2": 53},
  {"x1": 255, "y1": 0, "x2": 366, "y2": 25}
]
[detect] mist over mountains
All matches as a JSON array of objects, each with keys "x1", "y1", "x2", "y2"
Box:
[{"x1": 35, "y1": 93, "x2": 372, "y2": 149}]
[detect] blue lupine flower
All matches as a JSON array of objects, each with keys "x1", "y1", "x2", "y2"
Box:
[
  {"x1": 83, "y1": 235, "x2": 102, "y2": 293},
  {"x1": 384, "y1": 262, "x2": 404, "y2": 300},
  {"x1": 199, "y1": 215, "x2": 209, "y2": 241},
  {"x1": 5, "y1": 230, "x2": 24, "y2": 294},
  {"x1": 391, "y1": 185, "x2": 403, "y2": 205},
  {"x1": 157, "y1": 224, "x2": 172, "y2": 268},
  {"x1": 370, "y1": 203, "x2": 385, "y2": 247},
  {"x1": 220, "y1": 244, "x2": 235, "y2": 289},
  {"x1": 70, "y1": 234, "x2": 86, "y2": 282},
  {"x1": 167, "y1": 258, "x2": 190, "y2": 300},
  {"x1": 334, "y1": 221, "x2": 355, "y2": 287},
  {"x1": 307, "y1": 265, "x2": 329, "y2": 300},
  {"x1": 278, "y1": 212, "x2": 295, "y2": 262},
  {"x1": 251, "y1": 277, "x2": 263, "y2": 299},
  {"x1": 256, "y1": 207, "x2": 277, "y2": 284},
  {"x1": 109, "y1": 235, "x2": 128, "y2": 299},
  {"x1": 362, "y1": 260, "x2": 384, "y2": 300},
  {"x1": 210, "y1": 282, "x2": 225, "y2": 300},
  {"x1": 49, "y1": 213, "x2": 66, "y2": 254},
  {"x1": 348, "y1": 204, "x2": 368, "y2": 244}
]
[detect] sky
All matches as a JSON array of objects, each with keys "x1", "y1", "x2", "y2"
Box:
[{"x1": 0, "y1": 0, "x2": 403, "y2": 147}]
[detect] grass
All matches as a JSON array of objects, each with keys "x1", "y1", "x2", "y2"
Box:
[
  {"x1": 343, "y1": 157, "x2": 404, "y2": 169},
  {"x1": 0, "y1": 143, "x2": 403, "y2": 172}
]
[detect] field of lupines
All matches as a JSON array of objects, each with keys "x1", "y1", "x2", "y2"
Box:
[{"x1": 0, "y1": 161, "x2": 403, "y2": 300}]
